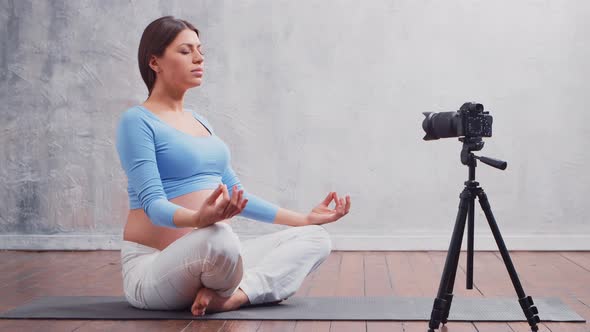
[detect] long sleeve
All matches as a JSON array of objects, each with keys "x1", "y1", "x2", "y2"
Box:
[
  {"x1": 192, "y1": 110, "x2": 279, "y2": 223},
  {"x1": 222, "y1": 165, "x2": 279, "y2": 223},
  {"x1": 115, "y1": 111, "x2": 182, "y2": 228}
]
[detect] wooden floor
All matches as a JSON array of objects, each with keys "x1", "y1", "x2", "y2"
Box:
[{"x1": 0, "y1": 250, "x2": 589, "y2": 332}]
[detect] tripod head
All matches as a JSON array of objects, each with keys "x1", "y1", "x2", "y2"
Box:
[{"x1": 459, "y1": 137, "x2": 507, "y2": 171}]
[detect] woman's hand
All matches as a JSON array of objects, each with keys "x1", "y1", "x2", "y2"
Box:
[
  {"x1": 193, "y1": 184, "x2": 248, "y2": 228},
  {"x1": 306, "y1": 192, "x2": 351, "y2": 226}
]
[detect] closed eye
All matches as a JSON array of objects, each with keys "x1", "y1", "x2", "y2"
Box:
[{"x1": 181, "y1": 49, "x2": 204, "y2": 55}]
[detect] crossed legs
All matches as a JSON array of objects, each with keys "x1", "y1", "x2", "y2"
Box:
[{"x1": 121, "y1": 223, "x2": 332, "y2": 314}]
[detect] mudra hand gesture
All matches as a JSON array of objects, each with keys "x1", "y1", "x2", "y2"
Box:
[
  {"x1": 306, "y1": 192, "x2": 351, "y2": 225},
  {"x1": 194, "y1": 184, "x2": 247, "y2": 228}
]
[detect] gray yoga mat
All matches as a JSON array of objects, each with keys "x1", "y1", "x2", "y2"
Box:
[{"x1": 0, "y1": 296, "x2": 584, "y2": 322}]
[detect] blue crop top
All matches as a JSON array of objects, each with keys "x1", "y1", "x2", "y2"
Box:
[{"x1": 115, "y1": 105, "x2": 279, "y2": 228}]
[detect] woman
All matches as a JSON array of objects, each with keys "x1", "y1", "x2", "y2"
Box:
[{"x1": 116, "y1": 16, "x2": 351, "y2": 316}]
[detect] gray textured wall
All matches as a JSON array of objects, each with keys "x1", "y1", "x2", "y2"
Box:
[{"x1": 1, "y1": 0, "x2": 589, "y2": 250}]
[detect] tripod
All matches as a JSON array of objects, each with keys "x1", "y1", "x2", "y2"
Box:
[{"x1": 427, "y1": 137, "x2": 541, "y2": 332}]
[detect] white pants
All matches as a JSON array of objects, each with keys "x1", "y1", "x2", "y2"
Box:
[{"x1": 121, "y1": 223, "x2": 332, "y2": 310}]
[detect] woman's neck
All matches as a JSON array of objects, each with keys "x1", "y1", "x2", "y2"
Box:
[{"x1": 145, "y1": 85, "x2": 187, "y2": 113}]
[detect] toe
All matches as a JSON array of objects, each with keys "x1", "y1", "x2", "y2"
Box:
[
  {"x1": 191, "y1": 302, "x2": 207, "y2": 316},
  {"x1": 192, "y1": 289, "x2": 211, "y2": 315}
]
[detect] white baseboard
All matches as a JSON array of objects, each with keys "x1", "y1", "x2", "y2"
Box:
[
  {"x1": 0, "y1": 234, "x2": 122, "y2": 251},
  {"x1": 326, "y1": 233, "x2": 590, "y2": 251},
  {"x1": 1, "y1": 233, "x2": 589, "y2": 251}
]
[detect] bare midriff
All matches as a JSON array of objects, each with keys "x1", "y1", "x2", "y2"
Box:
[{"x1": 123, "y1": 188, "x2": 229, "y2": 251}]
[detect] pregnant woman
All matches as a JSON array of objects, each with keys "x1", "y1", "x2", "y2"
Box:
[{"x1": 116, "y1": 16, "x2": 351, "y2": 316}]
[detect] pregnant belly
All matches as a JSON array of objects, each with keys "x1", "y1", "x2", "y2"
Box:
[{"x1": 122, "y1": 189, "x2": 226, "y2": 251}]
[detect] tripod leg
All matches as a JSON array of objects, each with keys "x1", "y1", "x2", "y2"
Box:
[
  {"x1": 466, "y1": 192, "x2": 475, "y2": 290},
  {"x1": 477, "y1": 189, "x2": 540, "y2": 332},
  {"x1": 441, "y1": 257, "x2": 458, "y2": 325},
  {"x1": 441, "y1": 191, "x2": 476, "y2": 324},
  {"x1": 428, "y1": 189, "x2": 471, "y2": 332}
]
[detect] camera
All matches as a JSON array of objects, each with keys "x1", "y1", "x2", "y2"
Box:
[{"x1": 422, "y1": 102, "x2": 493, "y2": 141}]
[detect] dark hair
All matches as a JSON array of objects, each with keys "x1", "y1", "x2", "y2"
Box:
[{"x1": 138, "y1": 16, "x2": 199, "y2": 96}]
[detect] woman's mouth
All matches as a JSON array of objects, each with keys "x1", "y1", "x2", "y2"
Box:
[{"x1": 191, "y1": 69, "x2": 203, "y2": 77}]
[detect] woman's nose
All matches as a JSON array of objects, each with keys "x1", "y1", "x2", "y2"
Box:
[{"x1": 193, "y1": 52, "x2": 203, "y2": 63}]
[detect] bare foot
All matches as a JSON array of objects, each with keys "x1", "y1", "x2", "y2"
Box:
[{"x1": 191, "y1": 287, "x2": 250, "y2": 316}]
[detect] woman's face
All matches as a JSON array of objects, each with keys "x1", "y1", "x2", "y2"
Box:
[{"x1": 151, "y1": 29, "x2": 204, "y2": 91}]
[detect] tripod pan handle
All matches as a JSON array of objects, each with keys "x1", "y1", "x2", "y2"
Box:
[{"x1": 477, "y1": 156, "x2": 507, "y2": 170}]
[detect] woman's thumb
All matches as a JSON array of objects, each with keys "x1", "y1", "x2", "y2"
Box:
[{"x1": 206, "y1": 184, "x2": 224, "y2": 203}]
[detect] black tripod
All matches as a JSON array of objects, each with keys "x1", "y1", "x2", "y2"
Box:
[{"x1": 427, "y1": 137, "x2": 541, "y2": 332}]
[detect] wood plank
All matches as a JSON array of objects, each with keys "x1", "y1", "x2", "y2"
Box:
[
  {"x1": 561, "y1": 252, "x2": 590, "y2": 272},
  {"x1": 0, "y1": 251, "x2": 117, "y2": 311},
  {"x1": 385, "y1": 251, "x2": 424, "y2": 332},
  {"x1": 257, "y1": 320, "x2": 296, "y2": 332},
  {"x1": 330, "y1": 251, "x2": 365, "y2": 332},
  {"x1": 303, "y1": 251, "x2": 342, "y2": 297},
  {"x1": 406, "y1": 251, "x2": 440, "y2": 296},
  {"x1": 219, "y1": 319, "x2": 261, "y2": 332},
  {"x1": 0, "y1": 251, "x2": 44, "y2": 278},
  {"x1": 575, "y1": 295, "x2": 590, "y2": 316},
  {"x1": 0, "y1": 319, "x2": 85, "y2": 332},
  {"x1": 0, "y1": 251, "x2": 120, "y2": 332},
  {"x1": 74, "y1": 320, "x2": 191, "y2": 331},
  {"x1": 472, "y1": 322, "x2": 513, "y2": 331},
  {"x1": 0, "y1": 251, "x2": 85, "y2": 289},
  {"x1": 293, "y1": 252, "x2": 341, "y2": 332},
  {"x1": 183, "y1": 319, "x2": 226, "y2": 331},
  {"x1": 509, "y1": 252, "x2": 589, "y2": 296},
  {"x1": 386, "y1": 252, "x2": 421, "y2": 297},
  {"x1": 364, "y1": 252, "x2": 403, "y2": 332},
  {"x1": 336, "y1": 252, "x2": 365, "y2": 296},
  {"x1": 364, "y1": 253, "x2": 394, "y2": 296}
]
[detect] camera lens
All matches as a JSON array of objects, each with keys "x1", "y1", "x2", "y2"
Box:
[{"x1": 422, "y1": 111, "x2": 460, "y2": 140}]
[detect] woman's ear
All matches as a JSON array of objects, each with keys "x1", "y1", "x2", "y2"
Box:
[{"x1": 149, "y1": 55, "x2": 161, "y2": 73}]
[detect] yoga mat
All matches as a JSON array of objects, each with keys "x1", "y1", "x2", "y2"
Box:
[{"x1": 0, "y1": 296, "x2": 584, "y2": 322}]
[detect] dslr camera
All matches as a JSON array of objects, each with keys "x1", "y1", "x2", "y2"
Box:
[{"x1": 422, "y1": 102, "x2": 493, "y2": 141}]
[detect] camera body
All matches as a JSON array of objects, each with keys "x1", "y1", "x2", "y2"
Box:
[
  {"x1": 457, "y1": 102, "x2": 493, "y2": 138},
  {"x1": 422, "y1": 102, "x2": 493, "y2": 141}
]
